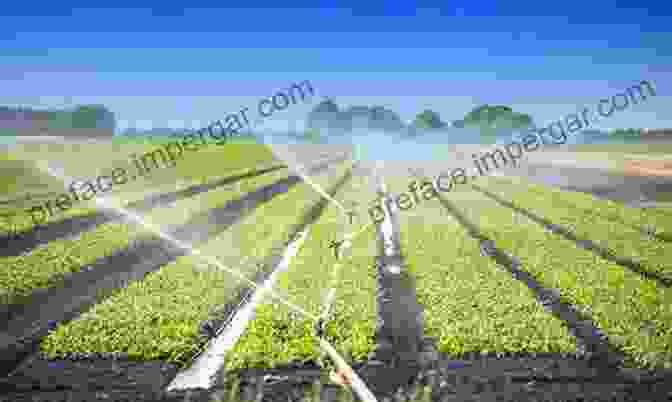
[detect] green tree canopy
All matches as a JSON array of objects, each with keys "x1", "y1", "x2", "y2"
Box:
[
  {"x1": 300, "y1": 128, "x2": 325, "y2": 143},
  {"x1": 412, "y1": 109, "x2": 447, "y2": 129},
  {"x1": 454, "y1": 104, "x2": 534, "y2": 137},
  {"x1": 610, "y1": 128, "x2": 642, "y2": 137},
  {"x1": 307, "y1": 100, "x2": 404, "y2": 134},
  {"x1": 71, "y1": 104, "x2": 116, "y2": 131},
  {"x1": 609, "y1": 128, "x2": 643, "y2": 143}
]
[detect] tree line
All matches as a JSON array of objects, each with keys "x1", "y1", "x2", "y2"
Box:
[
  {"x1": 0, "y1": 104, "x2": 116, "y2": 136},
  {"x1": 304, "y1": 99, "x2": 536, "y2": 141}
]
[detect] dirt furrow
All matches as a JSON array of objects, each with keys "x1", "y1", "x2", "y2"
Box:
[{"x1": 352, "y1": 163, "x2": 431, "y2": 399}]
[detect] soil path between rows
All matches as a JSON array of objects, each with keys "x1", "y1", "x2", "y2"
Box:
[
  {"x1": 3, "y1": 355, "x2": 672, "y2": 401},
  {"x1": 350, "y1": 162, "x2": 431, "y2": 398}
]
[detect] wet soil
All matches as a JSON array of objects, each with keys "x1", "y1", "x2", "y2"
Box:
[{"x1": 2, "y1": 355, "x2": 671, "y2": 401}]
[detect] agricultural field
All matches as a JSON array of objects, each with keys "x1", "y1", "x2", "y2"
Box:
[
  {"x1": 447, "y1": 176, "x2": 672, "y2": 368},
  {"x1": 2, "y1": 139, "x2": 672, "y2": 402},
  {"x1": 0, "y1": 166, "x2": 294, "y2": 306},
  {"x1": 380, "y1": 168, "x2": 672, "y2": 369},
  {"x1": 479, "y1": 175, "x2": 672, "y2": 280},
  {"x1": 489, "y1": 174, "x2": 672, "y2": 233},
  {"x1": 394, "y1": 183, "x2": 578, "y2": 356},
  {"x1": 39, "y1": 160, "x2": 354, "y2": 364},
  {"x1": 224, "y1": 170, "x2": 379, "y2": 370},
  {"x1": 0, "y1": 138, "x2": 282, "y2": 235},
  {"x1": 558, "y1": 144, "x2": 672, "y2": 178}
]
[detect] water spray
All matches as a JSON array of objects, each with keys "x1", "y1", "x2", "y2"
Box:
[
  {"x1": 261, "y1": 139, "x2": 350, "y2": 219},
  {"x1": 32, "y1": 157, "x2": 378, "y2": 402}
]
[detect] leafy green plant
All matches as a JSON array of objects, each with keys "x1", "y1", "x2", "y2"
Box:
[
  {"x1": 225, "y1": 172, "x2": 377, "y2": 370},
  {"x1": 0, "y1": 168, "x2": 294, "y2": 302},
  {"x1": 0, "y1": 222, "x2": 143, "y2": 305},
  {"x1": 480, "y1": 176, "x2": 672, "y2": 280},
  {"x1": 41, "y1": 162, "x2": 354, "y2": 365},
  {"x1": 385, "y1": 175, "x2": 577, "y2": 355},
  {"x1": 449, "y1": 181, "x2": 672, "y2": 368},
  {"x1": 0, "y1": 142, "x2": 283, "y2": 235}
]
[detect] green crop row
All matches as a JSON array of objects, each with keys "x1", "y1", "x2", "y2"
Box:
[
  {"x1": 445, "y1": 184, "x2": 672, "y2": 368},
  {"x1": 381, "y1": 175, "x2": 577, "y2": 355},
  {"x1": 0, "y1": 221, "x2": 143, "y2": 306},
  {"x1": 0, "y1": 142, "x2": 281, "y2": 236},
  {"x1": 142, "y1": 167, "x2": 292, "y2": 230},
  {"x1": 41, "y1": 161, "x2": 354, "y2": 366},
  {"x1": 486, "y1": 175, "x2": 672, "y2": 235},
  {"x1": 4, "y1": 140, "x2": 278, "y2": 198},
  {"x1": 479, "y1": 176, "x2": 672, "y2": 280},
  {"x1": 225, "y1": 172, "x2": 377, "y2": 370},
  {"x1": 0, "y1": 168, "x2": 294, "y2": 304}
]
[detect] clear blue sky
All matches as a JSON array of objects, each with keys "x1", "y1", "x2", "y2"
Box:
[{"x1": 1, "y1": 1, "x2": 670, "y2": 132}]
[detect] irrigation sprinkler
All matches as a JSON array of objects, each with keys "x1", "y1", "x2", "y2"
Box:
[
  {"x1": 329, "y1": 239, "x2": 344, "y2": 259},
  {"x1": 642, "y1": 224, "x2": 657, "y2": 239},
  {"x1": 346, "y1": 210, "x2": 357, "y2": 225}
]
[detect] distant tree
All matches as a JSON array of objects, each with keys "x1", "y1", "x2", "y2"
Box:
[
  {"x1": 71, "y1": 104, "x2": 116, "y2": 131},
  {"x1": 412, "y1": 110, "x2": 447, "y2": 129},
  {"x1": 302, "y1": 128, "x2": 324, "y2": 143},
  {"x1": 47, "y1": 109, "x2": 73, "y2": 129},
  {"x1": 609, "y1": 128, "x2": 643, "y2": 143},
  {"x1": 311, "y1": 99, "x2": 339, "y2": 114},
  {"x1": 458, "y1": 104, "x2": 534, "y2": 139},
  {"x1": 307, "y1": 99, "x2": 345, "y2": 132},
  {"x1": 463, "y1": 105, "x2": 507, "y2": 125},
  {"x1": 610, "y1": 128, "x2": 642, "y2": 137},
  {"x1": 342, "y1": 106, "x2": 371, "y2": 130},
  {"x1": 307, "y1": 101, "x2": 406, "y2": 135},
  {"x1": 368, "y1": 106, "x2": 405, "y2": 131}
]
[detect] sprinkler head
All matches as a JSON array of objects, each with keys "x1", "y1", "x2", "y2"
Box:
[{"x1": 315, "y1": 318, "x2": 326, "y2": 338}]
